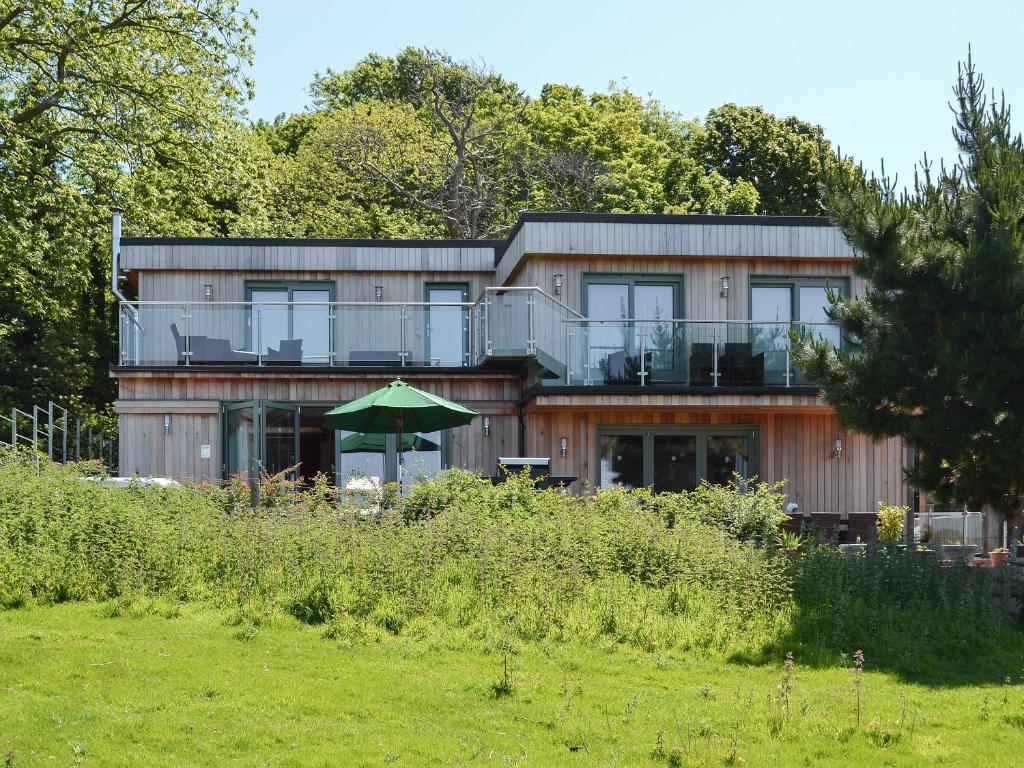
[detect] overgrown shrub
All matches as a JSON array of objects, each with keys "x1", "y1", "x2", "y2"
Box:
[{"x1": 0, "y1": 450, "x2": 1017, "y2": 668}]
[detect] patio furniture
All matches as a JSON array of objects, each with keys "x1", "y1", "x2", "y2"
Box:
[
  {"x1": 266, "y1": 339, "x2": 303, "y2": 365},
  {"x1": 689, "y1": 343, "x2": 715, "y2": 385},
  {"x1": 349, "y1": 351, "x2": 404, "y2": 366},
  {"x1": 721, "y1": 343, "x2": 765, "y2": 386},
  {"x1": 169, "y1": 323, "x2": 257, "y2": 364}
]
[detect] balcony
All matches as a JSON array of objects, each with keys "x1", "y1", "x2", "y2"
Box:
[
  {"x1": 118, "y1": 290, "x2": 837, "y2": 388},
  {"x1": 563, "y1": 318, "x2": 839, "y2": 387}
]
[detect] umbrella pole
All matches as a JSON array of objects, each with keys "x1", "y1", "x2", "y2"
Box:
[{"x1": 396, "y1": 413, "x2": 404, "y2": 496}]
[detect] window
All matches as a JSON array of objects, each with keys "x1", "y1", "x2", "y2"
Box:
[
  {"x1": 750, "y1": 277, "x2": 847, "y2": 383},
  {"x1": 247, "y1": 282, "x2": 334, "y2": 364},
  {"x1": 582, "y1": 275, "x2": 683, "y2": 382},
  {"x1": 597, "y1": 425, "x2": 756, "y2": 492}
]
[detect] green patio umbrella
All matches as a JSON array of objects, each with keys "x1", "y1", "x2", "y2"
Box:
[
  {"x1": 337, "y1": 431, "x2": 439, "y2": 454},
  {"x1": 324, "y1": 379, "x2": 478, "y2": 486}
]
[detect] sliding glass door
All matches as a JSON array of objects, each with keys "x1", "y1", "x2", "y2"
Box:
[
  {"x1": 597, "y1": 426, "x2": 756, "y2": 492},
  {"x1": 247, "y1": 283, "x2": 333, "y2": 364},
  {"x1": 583, "y1": 276, "x2": 682, "y2": 383}
]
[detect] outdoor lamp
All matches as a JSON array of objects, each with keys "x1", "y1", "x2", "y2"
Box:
[
  {"x1": 719, "y1": 276, "x2": 730, "y2": 299},
  {"x1": 374, "y1": 285, "x2": 384, "y2": 302},
  {"x1": 833, "y1": 435, "x2": 843, "y2": 459},
  {"x1": 559, "y1": 436, "x2": 568, "y2": 458},
  {"x1": 482, "y1": 415, "x2": 491, "y2": 437},
  {"x1": 203, "y1": 284, "x2": 213, "y2": 301},
  {"x1": 163, "y1": 414, "x2": 171, "y2": 434},
  {"x1": 552, "y1": 273, "x2": 564, "y2": 296}
]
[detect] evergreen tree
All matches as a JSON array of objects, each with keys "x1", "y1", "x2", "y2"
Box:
[{"x1": 795, "y1": 55, "x2": 1024, "y2": 519}]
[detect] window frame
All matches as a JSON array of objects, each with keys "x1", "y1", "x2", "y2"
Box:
[
  {"x1": 595, "y1": 424, "x2": 759, "y2": 491},
  {"x1": 748, "y1": 276, "x2": 850, "y2": 324}
]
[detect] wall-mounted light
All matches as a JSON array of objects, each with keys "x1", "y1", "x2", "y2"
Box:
[
  {"x1": 374, "y1": 285, "x2": 384, "y2": 302},
  {"x1": 163, "y1": 414, "x2": 172, "y2": 434},
  {"x1": 559, "y1": 436, "x2": 568, "y2": 458},
  {"x1": 833, "y1": 435, "x2": 843, "y2": 460},
  {"x1": 552, "y1": 273, "x2": 564, "y2": 296},
  {"x1": 203, "y1": 284, "x2": 213, "y2": 302},
  {"x1": 719, "y1": 276, "x2": 730, "y2": 299},
  {"x1": 482, "y1": 415, "x2": 491, "y2": 437}
]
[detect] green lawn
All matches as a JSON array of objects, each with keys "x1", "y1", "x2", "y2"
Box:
[{"x1": 1, "y1": 602, "x2": 1022, "y2": 767}]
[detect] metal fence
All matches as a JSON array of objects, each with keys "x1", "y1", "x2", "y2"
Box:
[{"x1": 0, "y1": 401, "x2": 116, "y2": 473}]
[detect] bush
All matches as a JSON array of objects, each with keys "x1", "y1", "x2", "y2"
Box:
[
  {"x1": 876, "y1": 502, "x2": 907, "y2": 544},
  {"x1": 0, "y1": 450, "x2": 1017, "y2": 667}
]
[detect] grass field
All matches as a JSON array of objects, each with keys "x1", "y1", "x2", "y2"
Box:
[{"x1": 2, "y1": 601, "x2": 1023, "y2": 767}]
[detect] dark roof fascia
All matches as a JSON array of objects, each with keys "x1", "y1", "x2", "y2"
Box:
[
  {"x1": 495, "y1": 211, "x2": 835, "y2": 266},
  {"x1": 121, "y1": 236, "x2": 504, "y2": 249}
]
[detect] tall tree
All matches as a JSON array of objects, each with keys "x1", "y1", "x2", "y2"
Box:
[
  {"x1": 310, "y1": 48, "x2": 529, "y2": 238},
  {"x1": 689, "y1": 104, "x2": 831, "y2": 215},
  {"x1": 794, "y1": 56, "x2": 1024, "y2": 518},
  {"x1": 526, "y1": 84, "x2": 758, "y2": 214},
  {"x1": 0, "y1": 0, "x2": 254, "y2": 409}
]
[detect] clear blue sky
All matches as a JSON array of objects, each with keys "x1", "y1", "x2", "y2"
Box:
[{"x1": 244, "y1": 0, "x2": 1021, "y2": 186}]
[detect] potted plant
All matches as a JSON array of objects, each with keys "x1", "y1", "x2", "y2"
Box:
[{"x1": 990, "y1": 547, "x2": 1010, "y2": 567}]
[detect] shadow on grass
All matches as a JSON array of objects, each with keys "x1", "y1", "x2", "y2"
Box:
[{"x1": 730, "y1": 548, "x2": 1024, "y2": 687}]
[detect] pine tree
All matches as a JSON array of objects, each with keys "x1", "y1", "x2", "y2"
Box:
[{"x1": 795, "y1": 54, "x2": 1024, "y2": 519}]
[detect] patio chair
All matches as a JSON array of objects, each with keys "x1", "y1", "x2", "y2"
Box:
[
  {"x1": 266, "y1": 339, "x2": 303, "y2": 365},
  {"x1": 689, "y1": 343, "x2": 715, "y2": 385}
]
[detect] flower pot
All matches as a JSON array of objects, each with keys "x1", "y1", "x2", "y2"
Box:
[{"x1": 990, "y1": 550, "x2": 1009, "y2": 567}]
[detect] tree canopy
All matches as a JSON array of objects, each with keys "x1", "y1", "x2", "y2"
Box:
[
  {"x1": 0, "y1": 29, "x2": 835, "y2": 411},
  {"x1": 795, "y1": 56, "x2": 1024, "y2": 518}
]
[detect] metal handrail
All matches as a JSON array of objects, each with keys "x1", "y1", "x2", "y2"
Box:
[
  {"x1": 476, "y1": 286, "x2": 584, "y2": 319},
  {"x1": 123, "y1": 300, "x2": 476, "y2": 308},
  {"x1": 562, "y1": 317, "x2": 838, "y2": 326}
]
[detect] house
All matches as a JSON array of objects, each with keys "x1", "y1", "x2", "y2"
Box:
[{"x1": 112, "y1": 211, "x2": 912, "y2": 533}]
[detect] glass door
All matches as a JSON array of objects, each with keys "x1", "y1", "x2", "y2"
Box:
[
  {"x1": 262, "y1": 402, "x2": 300, "y2": 479},
  {"x1": 585, "y1": 282, "x2": 630, "y2": 382},
  {"x1": 426, "y1": 285, "x2": 468, "y2": 366},
  {"x1": 751, "y1": 285, "x2": 793, "y2": 384},
  {"x1": 634, "y1": 283, "x2": 678, "y2": 381},
  {"x1": 652, "y1": 434, "x2": 698, "y2": 492},
  {"x1": 250, "y1": 289, "x2": 289, "y2": 358},
  {"x1": 224, "y1": 401, "x2": 257, "y2": 482},
  {"x1": 292, "y1": 289, "x2": 332, "y2": 364}
]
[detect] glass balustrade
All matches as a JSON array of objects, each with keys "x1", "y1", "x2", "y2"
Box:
[{"x1": 119, "y1": 296, "x2": 837, "y2": 387}]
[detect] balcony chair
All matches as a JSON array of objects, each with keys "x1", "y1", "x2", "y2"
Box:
[
  {"x1": 721, "y1": 343, "x2": 765, "y2": 386},
  {"x1": 266, "y1": 339, "x2": 303, "y2": 365},
  {"x1": 688, "y1": 343, "x2": 715, "y2": 385}
]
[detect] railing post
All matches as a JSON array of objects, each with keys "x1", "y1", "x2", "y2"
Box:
[
  {"x1": 566, "y1": 327, "x2": 574, "y2": 384},
  {"x1": 712, "y1": 325, "x2": 720, "y2": 387},
  {"x1": 400, "y1": 305, "x2": 408, "y2": 366},
  {"x1": 256, "y1": 307, "x2": 263, "y2": 366},
  {"x1": 31, "y1": 407, "x2": 38, "y2": 453},
  {"x1": 62, "y1": 409, "x2": 68, "y2": 462},
  {"x1": 76, "y1": 418, "x2": 81, "y2": 461},
  {"x1": 47, "y1": 401, "x2": 54, "y2": 459},
  {"x1": 483, "y1": 294, "x2": 492, "y2": 356},
  {"x1": 87, "y1": 424, "x2": 93, "y2": 460},
  {"x1": 183, "y1": 306, "x2": 192, "y2": 366},
  {"x1": 526, "y1": 291, "x2": 536, "y2": 355},
  {"x1": 785, "y1": 329, "x2": 792, "y2": 387},
  {"x1": 10, "y1": 408, "x2": 15, "y2": 449},
  {"x1": 328, "y1": 305, "x2": 337, "y2": 366},
  {"x1": 638, "y1": 324, "x2": 648, "y2": 386}
]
